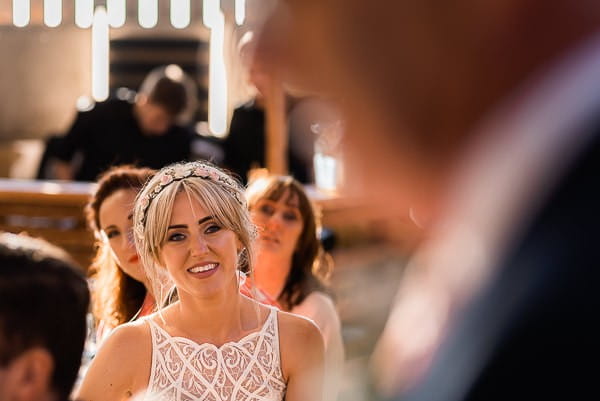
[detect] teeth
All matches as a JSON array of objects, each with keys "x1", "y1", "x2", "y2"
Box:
[{"x1": 188, "y1": 263, "x2": 217, "y2": 273}]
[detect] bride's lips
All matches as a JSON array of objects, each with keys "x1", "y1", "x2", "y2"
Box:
[{"x1": 186, "y1": 263, "x2": 219, "y2": 279}]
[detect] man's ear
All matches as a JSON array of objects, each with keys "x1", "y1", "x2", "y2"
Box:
[{"x1": 4, "y1": 348, "x2": 54, "y2": 401}]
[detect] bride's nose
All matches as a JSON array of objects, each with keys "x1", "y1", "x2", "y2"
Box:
[{"x1": 189, "y1": 235, "x2": 209, "y2": 257}]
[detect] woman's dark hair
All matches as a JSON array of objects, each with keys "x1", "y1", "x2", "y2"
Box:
[
  {"x1": 85, "y1": 165, "x2": 155, "y2": 329},
  {"x1": 246, "y1": 175, "x2": 332, "y2": 309}
]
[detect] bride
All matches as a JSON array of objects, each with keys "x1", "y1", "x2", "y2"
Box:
[{"x1": 76, "y1": 161, "x2": 324, "y2": 401}]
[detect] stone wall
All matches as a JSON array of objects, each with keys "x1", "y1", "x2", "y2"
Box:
[{"x1": 0, "y1": 26, "x2": 90, "y2": 140}]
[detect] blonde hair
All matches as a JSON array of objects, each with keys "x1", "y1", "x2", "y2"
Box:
[{"x1": 133, "y1": 161, "x2": 256, "y2": 306}]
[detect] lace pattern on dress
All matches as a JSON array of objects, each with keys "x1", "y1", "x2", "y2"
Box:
[{"x1": 143, "y1": 308, "x2": 286, "y2": 401}]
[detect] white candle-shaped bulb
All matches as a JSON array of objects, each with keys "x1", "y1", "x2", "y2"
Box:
[
  {"x1": 13, "y1": 0, "x2": 30, "y2": 27},
  {"x1": 92, "y1": 6, "x2": 110, "y2": 102},
  {"x1": 138, "y1": 0, "x2": 158, "y2": 28}
]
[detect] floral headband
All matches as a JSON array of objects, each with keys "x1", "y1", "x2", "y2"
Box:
[{"x1": 136, "y1": 161, "x2": 244, "y2": 232}]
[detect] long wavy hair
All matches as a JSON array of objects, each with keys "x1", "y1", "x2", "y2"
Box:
[
  {"x1": 246, "y1": 175, "x2": 333, "y2": 310},
  {"x1": 85, "y1": 165, "x2": 155, "y2": 330}
]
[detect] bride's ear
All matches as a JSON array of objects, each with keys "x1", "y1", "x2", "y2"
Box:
[{"x1": 236, "y1": 238, "x2": 244, "y2": 255}]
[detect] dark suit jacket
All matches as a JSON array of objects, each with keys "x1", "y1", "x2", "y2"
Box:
[
  {"x1": 395, "y1": 121, "x2": 600, "y2": 401},
  {"x1": 222, "y1": 100, "x2": 312, "y2": 184}
]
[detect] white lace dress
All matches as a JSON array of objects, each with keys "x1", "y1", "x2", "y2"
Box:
[{"x1": 141, "y1": 308, "x2": 286, "y2": 401}]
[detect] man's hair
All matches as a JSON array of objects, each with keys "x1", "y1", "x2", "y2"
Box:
[
  {"x1": 138, "y1": 65, "x2": 192, "y2": 118},
  {"x1": 0, "y1": 232, "x2": 90, "y2": 400}
]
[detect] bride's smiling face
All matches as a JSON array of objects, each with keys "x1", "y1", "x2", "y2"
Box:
[{"x1": 159, "y1": 192, "x2": 242, "y2": 299}]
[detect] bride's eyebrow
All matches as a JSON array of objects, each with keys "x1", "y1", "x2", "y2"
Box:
[
  {"x1": 167, "y1": 216, "x2": 214, "y2": 230},
  {"x1": 197, "y1": 216, "x2": 213, "y2": 225},
  {"x1": 167, "y1": 224, "x2": 187, "y2": 230}
]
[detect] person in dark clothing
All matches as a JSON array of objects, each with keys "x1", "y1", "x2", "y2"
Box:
[
  {"x1": 223, "y1": 32, "x2": 314, "y2": 184},
  {"x1": 0, "y1": 232, "x2": 90, "y2": 401},
  {"x1": 51, "y1": 65, "x2": 196, "y2": 181},
  {"x1": 224, "y1": 98, "x2": 313, "y2": 184}
]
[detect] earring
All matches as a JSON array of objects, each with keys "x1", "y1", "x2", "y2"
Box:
[{"x1": 237, "y1": 270, "x2": 247, "y2": 286}]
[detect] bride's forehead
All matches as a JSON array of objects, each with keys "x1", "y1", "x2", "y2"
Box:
[{"x1": 171, "y1": 192, "x2": 209, "y2": 217}]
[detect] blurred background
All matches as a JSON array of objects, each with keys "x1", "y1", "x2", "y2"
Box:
[{"x1": 0, "y1": 2, "x2": 414, "y2": 400}]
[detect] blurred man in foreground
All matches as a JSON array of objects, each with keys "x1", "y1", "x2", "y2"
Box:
[
  {"x1": 255, "y1": 1, "x2": 600, "y2": 399},
  {"x1": 0, "y1": 233, "x2": 89, "y2": 401}
]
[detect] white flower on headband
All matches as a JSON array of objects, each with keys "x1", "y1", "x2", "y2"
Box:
[
  {"x1": 193, "y1": 165, "x2": 220, "y2": 181},
  {"x1": 159, "y1": 173, "x2": 174, "y2": 186},
  {"x1": 173, "y1": 164, "x2": 193, "y2": 179},
  {"x1": 139, "y1": 195, "x2": 150, "y2": 211}
]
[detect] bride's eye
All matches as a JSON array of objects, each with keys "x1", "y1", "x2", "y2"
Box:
[
  {"x1": 205, "y1": 224, "x2": 222, "y2": 234},
  {"x1": 168, "y1": 232, "x2": 186, "y2": 242}
]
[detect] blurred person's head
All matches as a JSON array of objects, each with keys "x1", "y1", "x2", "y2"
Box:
[
  {"x1": 135, "y1": 64, "x2": 196, "y2": 135},
  {"x1": 86, "y1": 165, "x2": 155, "y2": 329},
  {"x1": 133, "y1": 161, "x2": 255, "y2": 306},
  {"x1": 0, "y1": 233, "x2": 89, "y2": 401},
  {"x1": 246, "y1": 174, "x2": 330, "y2": 309},
  {"x1": 254, "y1": 0, "x2": 600, "y2": 231}
]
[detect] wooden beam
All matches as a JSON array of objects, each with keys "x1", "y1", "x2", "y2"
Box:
[{"x1": 263, "y1": 78, "x2": 288, "y2": 175}]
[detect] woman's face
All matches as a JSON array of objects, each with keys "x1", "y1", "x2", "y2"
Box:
[
  {"x1": 159, "y1": 192, "x2": 242, "y2": 299},
  {"x1": 251, "y1": 189, "x2": 304, "y2": 261},
  {"x1": 99, "y1": 189, "x2": 145, "y2": 283}
]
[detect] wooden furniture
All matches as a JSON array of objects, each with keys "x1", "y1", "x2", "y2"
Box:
[
  {"x1": 0, "y1": 179, "x2": 97, "y2": 269},
  {"x1": 306, "y1": 185, "x2": 418, "y2": 252},
  {"x1": 0, "y1": 178, "x2": 409, "y2": 272}
]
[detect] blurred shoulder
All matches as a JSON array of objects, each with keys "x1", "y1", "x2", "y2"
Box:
[
  {"x1": 277, "y1": 309, "x2": 323, "y2": 346},
  {"x1": 277, "y1": 309, "x2": 325, "y2": 382},
  {"x1": 292, "y1": 291, "x2": 340, "y2": 332},
  {"x1": 91, "y1": 98, "x2": 132, "y2": 113},
  {"x1": 101, "y1": 318, "x2": 152, "y2": 355},
  {"x1": 76, "y1": 98, "x2": 132, "y2": 124},
  {"x1": 76, "y1": 319, "x2": 152, "y2": 401},
  {"x1": 301, "y1": 291, "x2": 336, "y2": 310}
]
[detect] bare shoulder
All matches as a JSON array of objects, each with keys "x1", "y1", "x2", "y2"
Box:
[
  {"x1": 276, "y1": 310, "x2": 325, "y2": 401},
  {"x1": 76, "y1": 319, "x2": 152, "y2": 401},
  {"x1": 106, "y1": 318, "x2": 151, "y2": 348},
  {"x1": 277, "y1": 308, "x2": 322, "y2": 338},
  {"x1": 299, "y1": 291, "x2": 337, "y2": 315},
  {"x1": 296, "y1": 294, "x2": 345, "y2": 401},
  {"x1": 98, "y1": 319, "x2": 152, "y2": 364},
  {"x1": 277, "y1": 310, "x2": 324, "y2": 369},
  {"x1": 291, "y1": 291, "x2": 341, "y2": 334}
]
